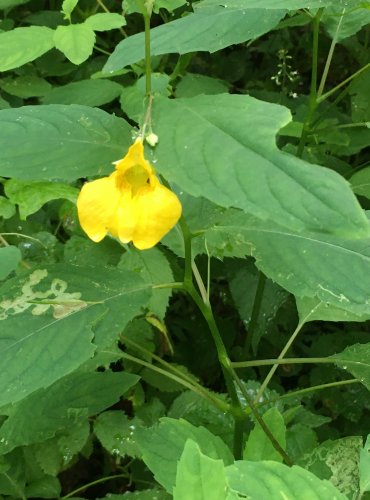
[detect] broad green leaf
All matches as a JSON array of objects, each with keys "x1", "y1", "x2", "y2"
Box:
[
  {"x1": 103, "y1": 7, "x2": 284, "y2": 72},
  {"x1": 0, "y1": 371, "x2": 139, "y2": 454},
  {"x1": 205, "y1": 211, "x2": 370, "y2": 316},
  {"x1": 243, "y1": 407, "x2": 286, "y2": 463},
  {"x1": 25, "y1": 475, "x2": 61, "y2": 499},
  {"x1": 0, "y1": 246, "x2": 21, "y2": 280},
  {"x1": 351, "y1": 166, "x2": 370, "y2": 200},
  {"x1": 300, "y1": 437, "x2": 362, "y2": 498},
  {"x1": 4, "y1": 179, "x2": 78, "y2": 219},
  {"x1": 0, "y1": 27, "x2": 54, "y2": 72},
  {"x1": 360, "y1": 435, "x2": 370, "y2": 494},
  {"x1": 41, "y1": 79, "x2": 122, "y2": 106},
  {"x1": 61, "y1": 0, "x2": 78, "y2": 18},
  {"x1": 197, "y1": 0, "x2": 337, "y2": 8},
  {"x1": 173, "y1": 440, "x2": 228, "y2": 500},
  {"x1": 323, "y1": 1, "x2": 370, "y2": 41},
  {"x1": 0, "y1": 76, "x2": 51, "y2": 98},
  {"x1": 296, "y1": 296, "x2": 370, "y2": 322},
  {"x1": 286, "y1": 424, "x2": 318, "y2": 462},
  {"x1": 136, "y1": 417, "x2": 234, "y2": 493},
  {"x1": 0, "y1": 197, "x2": 15, "y2": 219},
  {"x1": 0, "y1": 264, "x2": 150, "y2": 407},
  {"x1": 32, "y1": 420, "x2": 90, "y2": 475},
  {"x1": 152, "y1": 94, "x2": 370, "y2": 238},
  {"x1": 176, "y1": 73, "x2": 229, "y2": 98},
  {"x1": 119, "y1": 247, "x2": 173, "y2": 319},
  {"x1": 84, "y1": 13, "x2": 126, "y2": 31},
  {"x1": 94, "y1": 411, "x2": 142, "y2": 458},
  {"x1": 96, "y1": 490, "x2": 171, "y2": 500},
  {"x1": 0, "y1": 104, "x2": 132, "y2": 180},
  {"x1": 330, "y1": 343, "x2": 370, "y2": 391},
  {"x1": 54, "y1": 24, "x2": 95, "y2": 65},
  {"x1": 226, "y1": 460, "x2": 347, "y2": 499}
]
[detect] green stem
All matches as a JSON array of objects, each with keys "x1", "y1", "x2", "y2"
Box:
[
  {"x1": 233, "y1": 356, "x2": 338, "y2": 369},
  {"x1": 317, "y1": 8, "x2": 345, "y2": 98},
  {"x1": 243, "y1": 271, "x2": 266, "y2": 356},
  {"x1": 143, "y1": 12, "x2": 151, "y2": 96},
  {"x1": 273, "y1": 378, "x2": 359, "y2": 403},
  {"x1": 254, "y1": 319, "x2": 307, "y2": 404},
  {"x1": 296, "y1": 8, "x2": 324, "y2": 158},
  {"x1": 61, "y1": 474, "x2": 129, "y2": 499},
  {"x1": 317, "y1": 62, "x2": 370, "y2": 104}
]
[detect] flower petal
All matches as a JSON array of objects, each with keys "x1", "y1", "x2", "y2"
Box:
[
  {"x1": 121, "y1": 184, "x2": 182, "y2": 250},
  {"x1": 77, "y1": 173, "x2": 120, "y2": 242},
  {"x1": 115, "y1": 138, "x2": 153, "y2": 177}
]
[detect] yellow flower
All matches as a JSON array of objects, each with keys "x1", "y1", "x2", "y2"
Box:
[{"x1": 77, "y1": 138, "x2": 182, "y2": 250}]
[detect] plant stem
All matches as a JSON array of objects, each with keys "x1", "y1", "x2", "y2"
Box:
[
  {"x1": 272, "y1": 378, "x2": 360, "y2": 403},
  {"x1": 243, "y1": 271, "x2": 266, "y2": 356},
  {"x1": 143, "y1": 12, "x2": 152, "y2": 97},
  {"x1": 233, "y1": 356, "x2": 339, "y2": 368},
  {"x1": 254, "y1": 319, "x2": 307, "y2": 404},
  {"x1": 317, "y1": 8, "x2": 345, "y2": 98},
  {"x1": 178, "y1": 216, "x2": 193, "y2": 288},
  {"x1": 318, "y1": 62, "x2": 370, "y2": 103},
  {"x1": 62, "y1": 474, "x2": 129, "y2": 499},
  {"x1": 296, "y1": 8, "x2": 323, "y2": 158}
]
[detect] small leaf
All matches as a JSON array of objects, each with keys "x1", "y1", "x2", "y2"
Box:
[
  {"x1": 0, "y1": 27, "x2": 54, "y2": 72},
  {"x1": 0, "y1": 76, "x2": 52, "y2": 98},
  {"x1": 5, "y1": 179, "x2": 78, "y2": 219},
  {"x1": 360, "y1": 435, "x2": 370, "y2": 494},
  {"x1": 42, "y1": 79, "x2": 122, "y2": 107},
  {"x1": 94, "y1": 411, "x2": 142, "y2": 458},
  {"x1": 351, "y1": 166, "x2": 370, "y2": 200},
  {"x1": 54, "y1": 24, "x2": 96, "y2": 65},
  {"x1": 330, "y1": 343, "x2": 370, "y2": 391},
  {"x1": 61, "y1": 0, "x2": 78, "y2": 18},
  {"x1": 243, "y1": 407, "x2": 286, "y2": 463},
  {"x1": 173, "y1": 440, "x2": 228, "y2": 500},
  {"x1": 0, "y1": 246, "x2": 21, "y2": 280},
  {"x1": 0, "y1": 197, "x2": 15, "y2": 219},
  {"x1": 84, "y1": 13, "x2": 126, "y2": 31}
]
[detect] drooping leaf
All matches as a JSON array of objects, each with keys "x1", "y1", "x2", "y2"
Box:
[
  {"x1": 323, "y1": 1, "x2": 370, "y2": 41},
  {"x1": 41, "y1": 79, "x2": 122, "y2": 106},
  {"x1": 330, "y1": 343, "x2": 370, "y2": 391},
  {"x1": 0, "y1": 264, "x2": 150, "y2": 407},
  {"x1": 152, "y1": 94, "x2": 370, "y2": 238},
  {"x1": 225, "y1": 460, "x2": 347, "y2": 499},
  {"x1": 53, "y1": 24, "x2": 96, "y2": 65},
  {"x1": 0, "y1": 246, "x2": 21, "y2": 280},
  {"x1": 243, "y1": 407, "x2": 286, "y2": 463},
  {"x1": 4, "y1": 179, "x2": 78, "y2": 219},
  {"x1": 84, "y1": 13, "x2": 126, "y2": 31},
  {"x1": 103, "y1": 7, "x2": 285, "y2": 72},
  {"x1": 204, "y1": 211, "x2": 370, "y2": 316},
  {"x1": 0, "y1": 105, "x2": 132, "y2": 180},
  {"x1": 135, "y1": 417, "x2": 234, "y2": 493},
  {"x1": 173, "y1": 440, "x2": 228, "y2": 500},
  {"x1": 0, "y1": 371, "x2": 139, "y2": 455},
  {"x1": 0, "y1": 27, "x2": 54, "y2": 72}
]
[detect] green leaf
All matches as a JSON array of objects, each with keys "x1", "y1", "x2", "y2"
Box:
[
  {"x1": 198, "y1": 0, "x2": 337, "y2": 8},
  {"x1": 61, "y1": 0, "x2": 79, "y2": 18},
  {"x1": 173, "y1": 440, "x2": 228, "y2": 500},
  {"x1": 205, "y1": 211, "x2": 370, "y2": 316},
  {"x1": 4, "y1": 179, "x2": 78, "y2": 219},
  {"x1": 103, "y1": 7, "x2": 284, "y2": 72},
  {"x1": 0, "y1": 0, "x2": 30, "y2": 8},
  {"x1": 96, "y1": 490, "x2": 171, "y2": 500},
  {"x1": 351, "y1": 166, "x2": 370, "y2": 200},
  {"x1": 41, "y1": 79, "x2": 122, "y2": 106},
  {"x1": 349, "y1": 69, "x2": 370, "y2": 122},
  {"x1": 296, "y1": 296, "x2": 370, "y2": 322},
  {"x1": 0, "y1": 76, "x2": 52, "y2": 98},
  {"x1": 300, "y1": 436, "x2": 362, "y2": 498},
  {"x1": 330, "y1": 343, "x2": 370, "y2": 391},
  {"x1": 243, "y1": 407, "x2": 286, "y2": 463},
  {"x1": 0, "y1": 196, "x2": 15, "y2": 219},
  {"x1": 54, "y1": 24, "x2": 96, "y2": 65},
  {"x1": 152, "y1": 94, "x2": 369, "y2": 238},
  {"x1": 136, "y1": 417, "x2": 234, "y2": 493},
  {"x1": 323, "y1": 1, "x2": 370, "y2": 41},
  {"x1": 84, "y1": 13, "x2": 126, "y2": 31},
  {"x1": 0, "y1": 371, "x2": 139, "y2": 454},
  {"x1": 0, "y1": 264, "x2": 150, "y2": 407},
  {"x1": 0, "y1": 27, "x2": 54, "y2": 72},
  {"x1": 360, "y1": 435, "x2": 370, "y2": 494},
  {"x1": 119, "y1": 247, "x2": 173, "y2": 319},
  {"x1": 0, "y1": 104, "x2": 132, "y2": 180},
  {"x1": 94, "y1": 411, "x2": 142, "y2": 458},
  {"x1": 0, "y1": 246, "x2": 21, "y2": 280},
  {"x1": 176, "y1": 73, "x2": 229, "y2": 98},
  {"x1": 225, "y1": 460, "x2": 347, "y2": 499}
]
